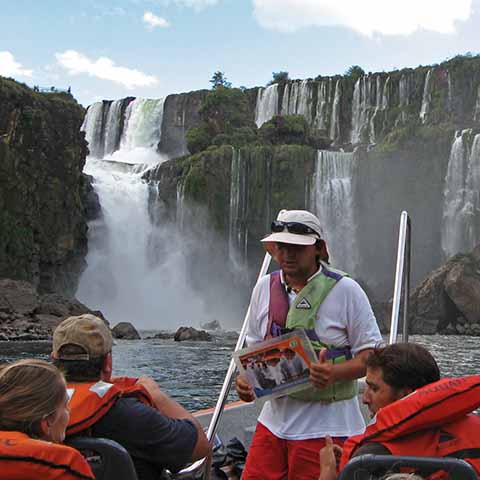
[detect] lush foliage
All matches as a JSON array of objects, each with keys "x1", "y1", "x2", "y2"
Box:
[
  {"x1": 209, "y1": 71, "x2": 232, "y2": 89},
  {"x1": 267, "y1": 71, "x2": 290, "y2": 86},
  {"x1": 345, "y1": 65, "x2": 365, "y2": 82}
]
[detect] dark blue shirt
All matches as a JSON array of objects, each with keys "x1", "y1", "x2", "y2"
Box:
[{"x1": 91, "y1": 397, "x2": 198, "y2": 479}]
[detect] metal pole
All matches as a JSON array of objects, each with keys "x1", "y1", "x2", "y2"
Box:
[
  {"x1": 402, "y1": 217, "x2": 411, "y2": 343},
  {"x1": 389, "y1": 211, "x2": 409, "y2": 344},
  {"x1": 176, "y1": 252, "x2": 272, "y2": 478}
]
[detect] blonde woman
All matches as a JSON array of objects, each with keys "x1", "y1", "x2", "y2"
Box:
[{"x1": 0, "y1": 359, "x2": 94, "y2": 479}]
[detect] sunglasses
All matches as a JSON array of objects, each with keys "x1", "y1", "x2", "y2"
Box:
[{"x1": 271, "y1": 221, "x2": 319, "y2": 236}]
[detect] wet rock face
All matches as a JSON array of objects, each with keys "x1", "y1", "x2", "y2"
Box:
[
  {"x1": 0, "y1": 278, "x2": 97, "y2": 340},
  {"x1": 159, "y1": 90, "x2": 208, "y2": 159},
  {"x1": 174, "y1": 326, "x2": 212, "y2": 342},
  {"x1": 0, "y1": 78, "x2": 90, "y2": 296},
  {"x1": 407, "y1": 245, "x2": 480, "y2": 335},
  {"x1": 111, "y1": 322, "x2": 141, "y2": 340}
]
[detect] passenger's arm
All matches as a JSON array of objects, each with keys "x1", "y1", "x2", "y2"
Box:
[
  {"x1": 310, "y1": 348, "x2": 372, "y2": 390},
  {"x1": 136, "y1": 376, "x2": 210, "y2": 460}
]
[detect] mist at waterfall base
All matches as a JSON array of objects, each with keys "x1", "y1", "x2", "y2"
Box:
[{"x1": 77, "y1": 151, "x2": 248, "y2": 331}]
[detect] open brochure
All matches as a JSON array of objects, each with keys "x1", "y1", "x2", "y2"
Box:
[{"x1": 233, "y1": 330, "x2": 317, "y2": 403}]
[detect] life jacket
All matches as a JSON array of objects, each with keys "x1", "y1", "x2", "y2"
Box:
[
  {"x1": 0, "y1": 430, "x2": 94, "y2": 479},
  {"x1": 267, "y1": 267, "x2": 357, "y2": 402},
  {"x1": 340, "y1": 375, "x2": 480, "y2": 476},
  {"x1": 67, "y1": 376, "x2": 155, "y2": 436}
]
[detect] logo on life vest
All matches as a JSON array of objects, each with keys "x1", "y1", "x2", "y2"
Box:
[{"x1": 296, "y1": 298, "x2": 311, "y2": 309}]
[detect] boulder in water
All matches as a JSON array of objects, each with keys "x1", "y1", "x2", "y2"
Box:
[
  {"x1": 112, "y1": 322, "x2": 140, "y2": 340},
  {"x1": 174, "y1": 326, "x2": 212, "y2": 342},
  {"x1": 200, "y1": 319, "x2": 221, "y2": 330}
]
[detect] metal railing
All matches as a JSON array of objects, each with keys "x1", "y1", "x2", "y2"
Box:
[
  {"x1": 388, "y1": 211, "x2": 411, "y2": 344},
  {"x1": 174, "y1": 253, "x2": 272, "y2": 479}
]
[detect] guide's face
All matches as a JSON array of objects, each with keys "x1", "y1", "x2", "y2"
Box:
[
  {"x1": 275, "y1": 242, "x2": 318, "y2": 279},
  {"x1": 363, "y1": 367, "x2": 406, "y2": 416}
]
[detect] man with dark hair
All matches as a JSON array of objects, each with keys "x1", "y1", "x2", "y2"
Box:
[
  {"x1": 319, "y1": 343, "x2": 480, "y2": 480},
  {"x1": 52, "y1": 314, "x2": 209, "y2": 480}
]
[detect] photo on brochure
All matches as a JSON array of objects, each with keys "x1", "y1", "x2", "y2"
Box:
[{"x1": 233, "y1": 330, "x2": 317, "y2": 403}]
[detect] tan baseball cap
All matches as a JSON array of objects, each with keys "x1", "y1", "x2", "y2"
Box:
[{"x1": 52, "y1": 314, "x2": 113, "y2": 360}]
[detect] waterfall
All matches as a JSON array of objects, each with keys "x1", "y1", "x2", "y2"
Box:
[
  {"x1": 311, "y1": 150, "x2": 358, "y2": 273},
  {"x1": 329, "y1": 80, "x2": 341, "y2": 143},
  {"x1": 77, "y1": 96, "x2": 215, "y2": 328},
  {"x1": 120, "y1": 98, "x2": 165, "y2": 151},
  {"x1": 441, "y1": 129, "x2": 480, "y2": 257},
  {"x1": 103, "y1": 99, "x2": 125, "y2": 156},
  {"x1": 81, "y1": 102, "x2": 108, "y2": 159},
  {"x1": 281, "y1": 80, "x2": 312, "y2": 122},
  {"x1": 419, "y1": 69, "x2": 433, "y2": 123},
  {"x1": 474, "y1": 85, "x2": 480, "y2": 122},
  {"x1": 399, "y1": 73, "x2": 411, "y2": 107},
  {"x1": 255, "y1": 84, "x2": 279, "y2": 127},
  {"x1": 314, "y1": 79, "x2": 332, "y2": 131}
]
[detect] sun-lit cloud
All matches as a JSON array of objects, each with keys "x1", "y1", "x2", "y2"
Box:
[
  {"x1": 143, "y1": 11, "x2": 170, "y2": 28},
  {"x1": 0, "y1": 51, "x2": 33, "y2": 78},
  {"x1": 55, "y1": 50, "x2": 158, "y2": 89},
  {"x1": 252, "y1": 0, "x2": 473, "y2": 36}
]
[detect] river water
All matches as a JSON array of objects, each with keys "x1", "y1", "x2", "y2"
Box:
[{"x1": 0, "y1": 334, "x2": 478, "y2": 411}]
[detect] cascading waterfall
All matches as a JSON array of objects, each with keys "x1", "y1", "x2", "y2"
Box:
[
  {"x1": 329, "y1": 80, "x2": 342, "y2": 144},
  {"x1": 228, "y1": 148, "x2": 249, "y2": 276},
  {"x1": 255, "y1": 84, "x2": 279, "y2": 127},
  {"x1": 77, "y1": 97, "x2": 211, "y2": 328},
  {"x1": 474, "y1": 85, "x2": 480, "y2": 122},
  {"x1": 103, "y1": 99, "x2": 125, "y2": 156},
  {"x1": 281, "y1": 80, "x2": 312, "y2": 122},
  {"x1": 419, "y1": 69, "x2": 433, "y2": 123},
  {"x1": 311, "y1": 150, "x2": 358, "y2": 273},
  {"x1": 441, "y1": 130, "x2": 480, "y2": 257},
  {"x1": 81, "y1": 101, "x2": 108, "y2": 159},
  {"x1": 314, "y1": 79, "x2": 333, "y2": 131}
]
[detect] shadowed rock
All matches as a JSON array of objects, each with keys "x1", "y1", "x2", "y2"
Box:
[
  {"x1": 174, "y1": 326, "x2": 212, "y2": 342},
  {"x1": 112, "y1": 322, "x2": 141, "y2": 340}
]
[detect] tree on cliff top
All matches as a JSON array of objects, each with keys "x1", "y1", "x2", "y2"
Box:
[
  {"x1": 210, "y1": 71, "x2": 232, "y2": 89},
  {"x1": 345, "y1": 65, "x2": 365, "y2": 82},
  {"x1": 267, "y1": 71, "x2": 290, "y2": 86}
]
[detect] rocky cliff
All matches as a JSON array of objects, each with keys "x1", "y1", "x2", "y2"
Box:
[{"x1": 0, "y1": 77, "x2": 93, "y2": 295}]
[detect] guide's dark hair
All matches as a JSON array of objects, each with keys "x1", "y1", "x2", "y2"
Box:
[
  {"x1": 53, "y1": 344, "x2": 105, "y2": 382},
  {"x1": 366, "y1": 343, "x2": 440, "y2": 392}
]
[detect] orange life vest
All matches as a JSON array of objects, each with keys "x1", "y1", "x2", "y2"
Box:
[
  {"x1": 340, "y1": 375, "x2": 480, "y2": 476},
  {"x1": 0, "y1": 431, "x2": 94, "y2": 479},
  {"x1": 67, "y1": 376, "x2": 155, "y2": 436}
]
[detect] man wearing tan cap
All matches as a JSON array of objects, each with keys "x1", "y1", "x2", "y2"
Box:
[
  {"x1": 235, "y1": 209, "x2": 382, "y2": 480},
  {"x1": 52, "y1": 314, "x2": 209, "y2": 480}
]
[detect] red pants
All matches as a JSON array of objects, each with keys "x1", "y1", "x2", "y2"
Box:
[{"x1": 242, "y1": 423, "x2": 345, "y2": 480}]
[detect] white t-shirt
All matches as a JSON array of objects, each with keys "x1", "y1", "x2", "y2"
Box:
[{"x1": 245, "y1": 267, "x2": 383, "y2": 440}]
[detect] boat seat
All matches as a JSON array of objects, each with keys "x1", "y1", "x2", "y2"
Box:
[
  {"x1": 338, "y1": 454, "x2": 478, "y2": 480},
  {"x1": 67, "y1": 436, "x2": 138, "y2": 480}
]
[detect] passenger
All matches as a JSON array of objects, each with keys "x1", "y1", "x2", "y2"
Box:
[
  {"x1": 319, "y1": 343, "x2": 480, "y2": 479},
  {"x1": 236, "y1": 209, "x2": 383, "y2": 480},
  {"x1": 0, "y1": 359, "x2": 94, "y2": 479},
  {"x1": 52, "y1": 314, "x2": 210, "y2": 480}
]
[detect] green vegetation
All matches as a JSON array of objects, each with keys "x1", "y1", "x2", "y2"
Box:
[
  {"x1": 267, "y1": 71, "x2": 290, "y2": 86},
  {"x1": 209, "y1": 71, "x2": 232, "y2": 89},
  {"x1": 345, "y1": 65, "x2": 365, "y2": 83}
]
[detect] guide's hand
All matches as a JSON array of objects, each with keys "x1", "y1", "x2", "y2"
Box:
[
  {"x1": 136, "y1": 375, "x2": 163, "y2": 395},
  {"x1": 235, "y1": 374, "x2": 255, "y2": 402},
  {"x1": 310, "y1": 348, "x2": 335, "y2": 389}
]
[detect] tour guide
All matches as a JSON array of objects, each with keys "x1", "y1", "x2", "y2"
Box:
[{"x1": 236, "y1": 209, "x2": 382, "y2": 480}]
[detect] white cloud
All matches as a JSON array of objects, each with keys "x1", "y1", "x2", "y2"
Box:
[
  {"x1": 252, "y1": 0, "x2": 472, "y2": 36},
  {"x1": 0, "y1": 51, "x2": 33, "y2": 78},
  {"x1": 143, "y1": 11, "x2": 170, "y2": 28},
  {"x1": 55, "y1": 50, "x2": 158, "y2": 89}
]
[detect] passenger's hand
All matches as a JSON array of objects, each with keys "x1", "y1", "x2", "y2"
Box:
[
  {"x1": 235, "y1": 374, "x2": 255, "y2": 402},
  {"x1": 136, "y1": 375, "x2": 162, "y2": 395},
  {"x1": 310, "y1": 349, "x2": 335, "y2": 389},
  {"x1": 319, "y1": 436, "x2": 340, "y2": 480}
]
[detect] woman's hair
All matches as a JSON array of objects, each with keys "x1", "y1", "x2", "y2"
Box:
[{"x1": 0, "y1": 359, "x2": 66, "y2": 438}]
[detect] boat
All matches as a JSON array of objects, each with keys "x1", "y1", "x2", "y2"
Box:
[{"x1": 68, "y1": 212, "x2": 479, "y2": 480}]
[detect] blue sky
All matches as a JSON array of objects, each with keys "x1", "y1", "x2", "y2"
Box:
[{"x1": 1, "y1": 0, "x2": 479, "y2": 107}]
